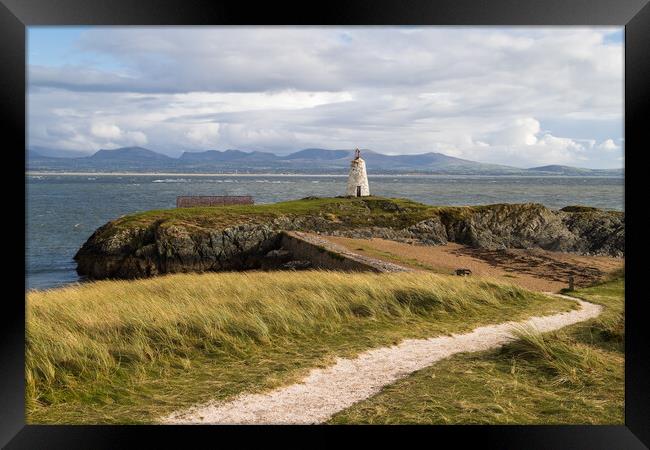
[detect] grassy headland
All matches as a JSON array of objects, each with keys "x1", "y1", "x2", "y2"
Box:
[
  {"x1": 26, "y1": 271, "x2": 575, "y2": 424},
  {"x1": 96, "y1": 195, "x2": 592, "y2": 240},
  {"x1": 329, "y1": 271, "x2": 624, "y2": 424},
  {"x1": 105, "y1": 196, "x2": 437, "y2": 230},
  {"x1": 75, "y1": 196, "x2": 624, "y2": 282}
]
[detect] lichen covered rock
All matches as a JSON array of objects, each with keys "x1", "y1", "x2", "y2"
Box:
[{"x1": 74, "y1": 197, "x2": 624, "y2": 280}]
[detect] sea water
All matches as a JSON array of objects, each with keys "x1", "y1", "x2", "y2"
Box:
[{"x1": 26, "y1": 174, "x2": 624, "y2": 290}]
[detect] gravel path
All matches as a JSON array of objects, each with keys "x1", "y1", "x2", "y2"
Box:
[{"x1": 162, "y1": 294, "x2": 601, "y2": 425}]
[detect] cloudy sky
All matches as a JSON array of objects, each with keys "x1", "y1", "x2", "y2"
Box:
[{"x1": 28, "y1": 26, "x2": 623, "y2": 168}]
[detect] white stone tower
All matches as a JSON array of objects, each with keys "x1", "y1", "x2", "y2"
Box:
[{"x1": 346, "y1": 148, "x2": 370, "y2": 197}]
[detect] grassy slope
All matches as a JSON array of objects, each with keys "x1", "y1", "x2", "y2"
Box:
[
  {"x1": 107, "y1": 196, "x2": 435, "y2": 230},
  {"x1": 98, "y1": 196, "x2": 538, "y2": 238},
  {"x1": 26, "y1": 271, "x2": 575, "y2": 424},
  {"x1": 329, "y1": 272, "x2": 624, "y2": 424}
]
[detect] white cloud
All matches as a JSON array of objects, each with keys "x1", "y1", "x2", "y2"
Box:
[
  {"x1": 27, "y1": 27, "x2": 624, "y2": 168},
  {"x1": 598, "y1": 138, "x2": 620, "y2": 151},
  {"x1": 91, "y1": 123, "x2": 122, "y2": 139},
  {"x1": 185, "y1": 123, "x2": 220, "y2": 147},
  {"x1": 89, "y1": 123, "x2": 148, "y2": 146},
  {"x1": 125, "y1": 130, "x2": 148, "y2": 146},
  {"x1": 490, "y1": 118, "x2": 541, "y2": 146}
]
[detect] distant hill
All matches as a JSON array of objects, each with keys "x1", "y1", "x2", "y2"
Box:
[
  {"x1": 281, "y1": 148, "x2": 352, "y2": 160},
  {"x1": 27, "y1": 151, "x2": 48, "y2": 161},
  {"x1": 89, "y1": 147, "x2": 174, "y2": 162},
  {"x1": 26, "y1": 146, "x2": 624, "y2": 176},
  {"x1": 180, "y1": 149, "x2": 279, "y2": 162},
  {"x1": 27, "y1": 146, "x2": 176, "y2": 171},
  {"x1": 356, "y1": 150, "x2": 521, "y2": 173},
  {"x1": 29, "y1": 146, "x2": 90, "y2": 159},
  {"x1": 527, "y1": 165, "x2": 624, "y2": 176}
]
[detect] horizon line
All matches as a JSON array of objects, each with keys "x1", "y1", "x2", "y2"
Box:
[{"x1": 27, "y1": 146, "x2": 625, "y2": 171}]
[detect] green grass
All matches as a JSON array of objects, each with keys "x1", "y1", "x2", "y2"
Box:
[
  {"x1": 26, "y1": 270, "x2": 574, "y2": 424},
  {"x1": 109, "y1": 196, "x2": 436, "y2": 231},
  {"x1": 328, "y1": 272, "x2": 624, "y2": 424},
  {"x1": 98, "y1": 196, "x2": 568, "y2": 242},
  {"x1": 89, "y1": 197, "x2": 441, "y2": 253}
]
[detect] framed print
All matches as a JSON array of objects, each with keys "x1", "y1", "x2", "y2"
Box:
[{"x1": 2, "y1": 0, "x2": 648, "y2": 447}]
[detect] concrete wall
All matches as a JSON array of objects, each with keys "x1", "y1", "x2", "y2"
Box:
[
  {"x1": 176, "y1": 196, "x2": 254, "y2": 208},
  {"x1": 280, "y1": 232, "x2": 410, "y2": 273}
]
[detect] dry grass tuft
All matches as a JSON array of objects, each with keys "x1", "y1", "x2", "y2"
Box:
[
  {"x1": 26, "y1": 270, "x2": 572, "y2": 423},
  {"x1": 329, "y1": 274, "x2": 624, "y2": 425}
]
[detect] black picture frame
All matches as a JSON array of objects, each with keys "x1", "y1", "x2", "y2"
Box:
[{"x1": 3, "y1": 0, "x2": 648, "y2": 447}]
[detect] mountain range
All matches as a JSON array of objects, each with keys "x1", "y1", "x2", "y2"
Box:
[{"x1": 27, "y1": 146, "x2": 624, "y2": 176}]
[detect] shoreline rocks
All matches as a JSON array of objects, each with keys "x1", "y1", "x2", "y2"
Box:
[{"x1": 74, "y1": 199, "x2": 624, "y2": 280}]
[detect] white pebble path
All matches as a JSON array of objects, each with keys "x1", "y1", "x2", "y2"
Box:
[{"x1": 162, "y1": 294, "x2": 600, "y2": 425}]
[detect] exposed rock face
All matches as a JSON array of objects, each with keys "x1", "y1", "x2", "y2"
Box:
[
  {"x1": 559, "y1": 207, "x2": 625, "y2": 257},
  {"x1": 330, "y1": 204, "x2": 624, "y2": 258},
  {"x1": 75, "y1": 200, "x2": 624, "y2": 280},
  {"x1": 77, "y1": 220, "x2": 288, "y2": 279}
]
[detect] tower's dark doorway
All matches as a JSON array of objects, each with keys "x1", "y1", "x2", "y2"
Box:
[{"x1": 356, "y1": 186, "x2": 361, "y2": 197}]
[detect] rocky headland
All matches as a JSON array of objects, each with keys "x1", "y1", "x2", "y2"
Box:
[{"x1": 74, "y1": 197, "x2": 624, "y2": 280}]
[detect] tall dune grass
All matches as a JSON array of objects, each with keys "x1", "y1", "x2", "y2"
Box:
[
  {"x1": 329, "y1": 274, "x2": 624, "y2": 425},
  {"x1": 26, "y1": 270, "x2": 572, "y2": 423},
  {"x1": 507, "y1": 326, "x2": 617, "y2": 387}
]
